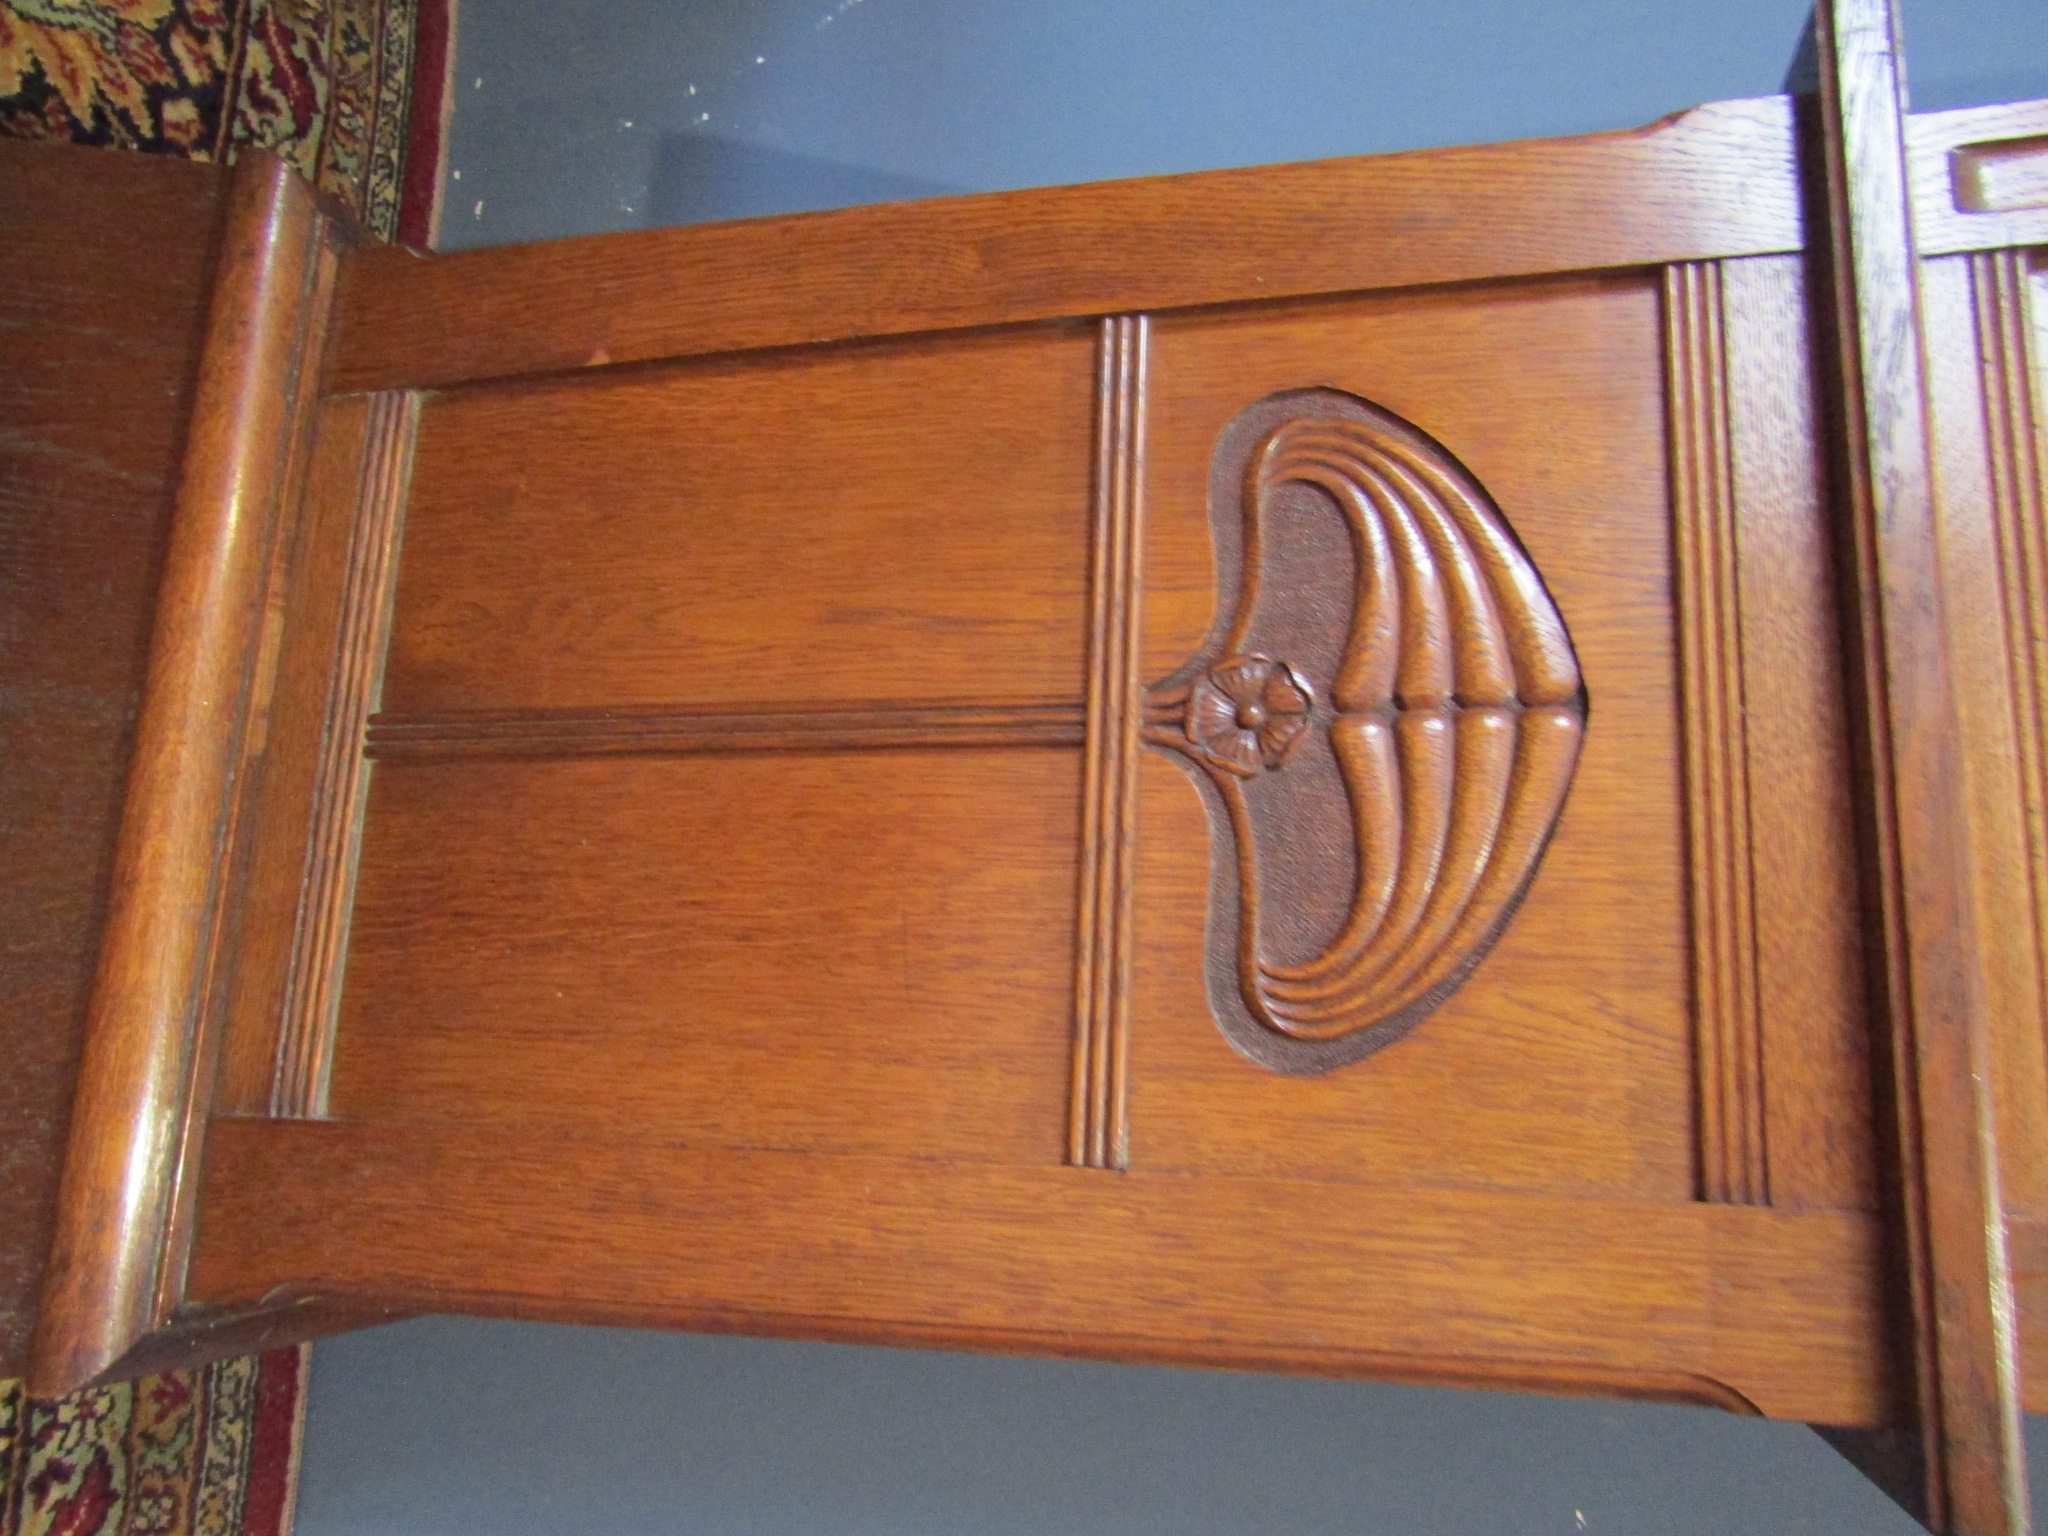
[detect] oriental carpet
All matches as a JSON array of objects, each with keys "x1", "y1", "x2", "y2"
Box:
[
  {"x1": 0, "y1": 0, "x2": 450, "y2": 240},
  {"x1": 0, "y1": 1349, "x2": 306, "y2": 1536}
]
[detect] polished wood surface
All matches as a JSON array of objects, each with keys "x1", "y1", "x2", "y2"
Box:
[
  {"x1": 29, "y1": 149, "x2": 347, "y2": 1393},
  {"x1": 0, "y1": 144, "x2": 224, "y2": 1377},
  {"x1": 326, "y1": 94, "x2": 1805, "y2": 394},
  {"x1": 11, "y1": 5, "x2": 2048, "y2": 1531},
  {"x1": 1809, "y1": 0, "x2": 2027, "y2": 1525}
]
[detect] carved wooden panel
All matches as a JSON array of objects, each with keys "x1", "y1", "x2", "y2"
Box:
[{"x1": 1144, "y1": 388, "x2": 1586, "y2": 1074}]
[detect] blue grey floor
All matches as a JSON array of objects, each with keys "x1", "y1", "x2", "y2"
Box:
[
  {"x1": 301, "y1": 1318, "x2": 1938, "y2": 1536},
  {"x1": 295, "y1": 3, "x2": 2048, "y2": 1531}
]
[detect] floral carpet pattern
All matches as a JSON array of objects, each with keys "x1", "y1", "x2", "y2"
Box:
[
  {"x1": 0, "y1": 1348, "x2": 305, "y2": 1536},
  {"x1": 0, "y1": 0, "x2": 447, "y2": 239}
]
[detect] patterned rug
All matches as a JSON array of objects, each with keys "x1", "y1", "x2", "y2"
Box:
[
  {"x1": 0, "y1": 1349, "x2": 306, "y2": 1536},
  {"x1": 0, "y1": 0, "x2": 450, "y2": 241}
]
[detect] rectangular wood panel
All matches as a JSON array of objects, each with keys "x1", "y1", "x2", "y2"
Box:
[
  {"x1": 1130, "y1": 276, "x2": 1694, "y2": 1201},
  {"x1": 383, "y1": 324, "x2": 1097, "y2": 716},
  {"x1": 327, "y1": 751, "x2": 1081, "y2": 1164}
]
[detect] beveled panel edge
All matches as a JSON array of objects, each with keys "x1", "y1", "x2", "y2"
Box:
[
  {"x1": 28, "y1": 152, "x2": 340, "y2": 1395},
  {"x1": 327, "y1": 95, "x2": 1802, "y2": 395},
  {"x1": 1070, "y1": 315, "x2": 1148, "y2": 1170},
  {"x1": 1663, "y1": 261, "x2": 1769, "y2": 1207}
]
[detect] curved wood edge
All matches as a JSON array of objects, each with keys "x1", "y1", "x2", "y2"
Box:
[
  {"x1": 27, "y1": 152, "x2": 338, "y2": 1396},
  {"x1": 1807, "y1": 2, "x2": 2029, "y2": 1532},
  {"x1": 325, "y1": 95, "x2": 1802, "y2": 395},
  {"x1": 200, "y1": 1282, "x2": 1768, "y2": 1418}
]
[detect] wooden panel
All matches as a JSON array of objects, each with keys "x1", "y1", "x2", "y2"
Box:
[
  {"x1": 0, "y1": 143, "x2": 224, "y2": 1377},
  {"x1": 327, "y1": 96, "x2": 1803, "y2": 395},
  {"x1": 382, "y1": 325, "x2": 1095, "y2": 717},
  {"x1": 1717, "y1": 256, "x2": 1873, "y2": 1215},
  {"x1": 1923, "y1": 247, "x2": 2048, "y2": 1428},
  {"x1": 326, "y1": 750, "x2": 1080, "y2": 1163},
  {"x1": 1130, "y1": 276, "x2": 1693, "y2": 1200},
  {"x1": 1910, "y1": 99, "x2": 2048, "y2": 257},
  {"x1": 185, "y1": 1116, "x2": 1888, "y2": 1427}
]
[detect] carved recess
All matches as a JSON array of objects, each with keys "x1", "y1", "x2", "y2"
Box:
[{"x1": 1147, "y1": 389, "x2": 1586, "y2": 1074}]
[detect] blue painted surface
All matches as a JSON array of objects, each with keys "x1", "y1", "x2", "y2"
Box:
[
  {"x1": 300, "y1": 1317, "x2": 1941, "y2": 1536},
  {"x1": 436, "y1": 0, "x2": 2048, "y2": 248},
  {"x1": 298, "y1": 3, "x2": 2048, "y2": 1530}
]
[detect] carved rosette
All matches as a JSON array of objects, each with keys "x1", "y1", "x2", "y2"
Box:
[{"x1": 1147, "y1": 389, "x2": 1587, "y2": 1074}]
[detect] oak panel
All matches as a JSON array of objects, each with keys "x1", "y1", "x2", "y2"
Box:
[
  {"x1": 327, "y1": 750, "x2": 1080, "y2": 1163},
  {"x1": 1131, "y1": 278, "x2": 1693, "y2": 1201},
  {"x1": 186, "y1": 1116, "x2": 1887, "y2": 1427},
  {"x1": 329, "y1": 97, "x2": 1802, "y2": 394},
  {"x1": 384, "y1": 325, "x2": 1095, "y2": 715}
]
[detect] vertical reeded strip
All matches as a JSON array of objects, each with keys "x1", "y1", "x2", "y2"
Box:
[
  {"x1": 1973, "y1": 250, "x2": 2048, "y2": 1089},
  {"x1": 1664, "y1": 262, "x2": 1768, "y2": 1206},
  {"x1": 272, "y1": 392, "x2": 417, "y2": 1118},
  {"x1": 1070, "y1": 314, "x2": 1148, "y2": 1170}
]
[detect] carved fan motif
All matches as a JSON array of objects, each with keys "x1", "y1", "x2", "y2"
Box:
[{"x1": 1147, "y1": 389, "x2": 1587, "y2": 1074}]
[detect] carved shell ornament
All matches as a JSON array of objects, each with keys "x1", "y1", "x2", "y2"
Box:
[{"x1": 1146, "y1": 389, "x2": 1587, "y2": 1074}]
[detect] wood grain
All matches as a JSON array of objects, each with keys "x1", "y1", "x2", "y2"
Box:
[
  {"x1": 1133, "y1": 277, "x2": 1698, "y2": 1202},
  {"x1": 186, "y1": 1115, "x2": 1890, "y2": 1427},
  {"x1": 368, "y1": 702, "x2": 1085, "y2": 758},
  {"x1": 1070, "y1": 315, "x2": 1148, "y2": 1170},
  {"x1": 326, "y1": 96, "x2": 1804, "y2": 395},
  {"x1": 324, "y1": 751, "x2": 1080, "y2": 1165},
  {"x1": 383, "y1": 325, "x2": 1095, "y2": 716},
  {"x1": 1146, "y1": 389, "x2": 1585, "y2": 1074},
  {"x1": 1909, "y1": 100, "x2": 2048, "y2": 257},
  {"x1": 214, "y1": 393, "x2": 400, "y2": 1115},
  {"x1": 0, "y1": 143, "x2": 224, "y2": 1376},
  {"x1": 1665, "y1": 261, "x2": 1767, "y2": 1207},
  {"x1": 1921, "y1": 244, "x2": 2048, "y2": 1415},
  {"x1": 1811, "y1": 0, "x2": 2028, "y2": 1527},
  {"x1": 29, "y1": 152, "x2": 333, "y2": 1395},
  {"x1": 1718, "y1": 254, "x2": 1874, "y2": 1215},
  {"x1": 272, "y1": 392, "x2": 416, "y2": 1119}
]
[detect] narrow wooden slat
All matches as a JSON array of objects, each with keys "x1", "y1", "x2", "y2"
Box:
[
  {"x1": 29, "y1": 153, "x2": 331, "y2": 1395},
  {"x1": 367, "y1": 702, "x2": 1085, "y2": 758},
  {"x1": 327, "y1": 96, "x2": 1803, "y2": 394},
  {"x1": 1070, "y1": 315, "x2": 1148, "y2": 1170},
  {"x1": 1665, "y1": 260, "x2": 1768, "y2": 1207},
  {"x1": 1811, "y1": 1, "x2": 2029, "y2": 1529}
]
